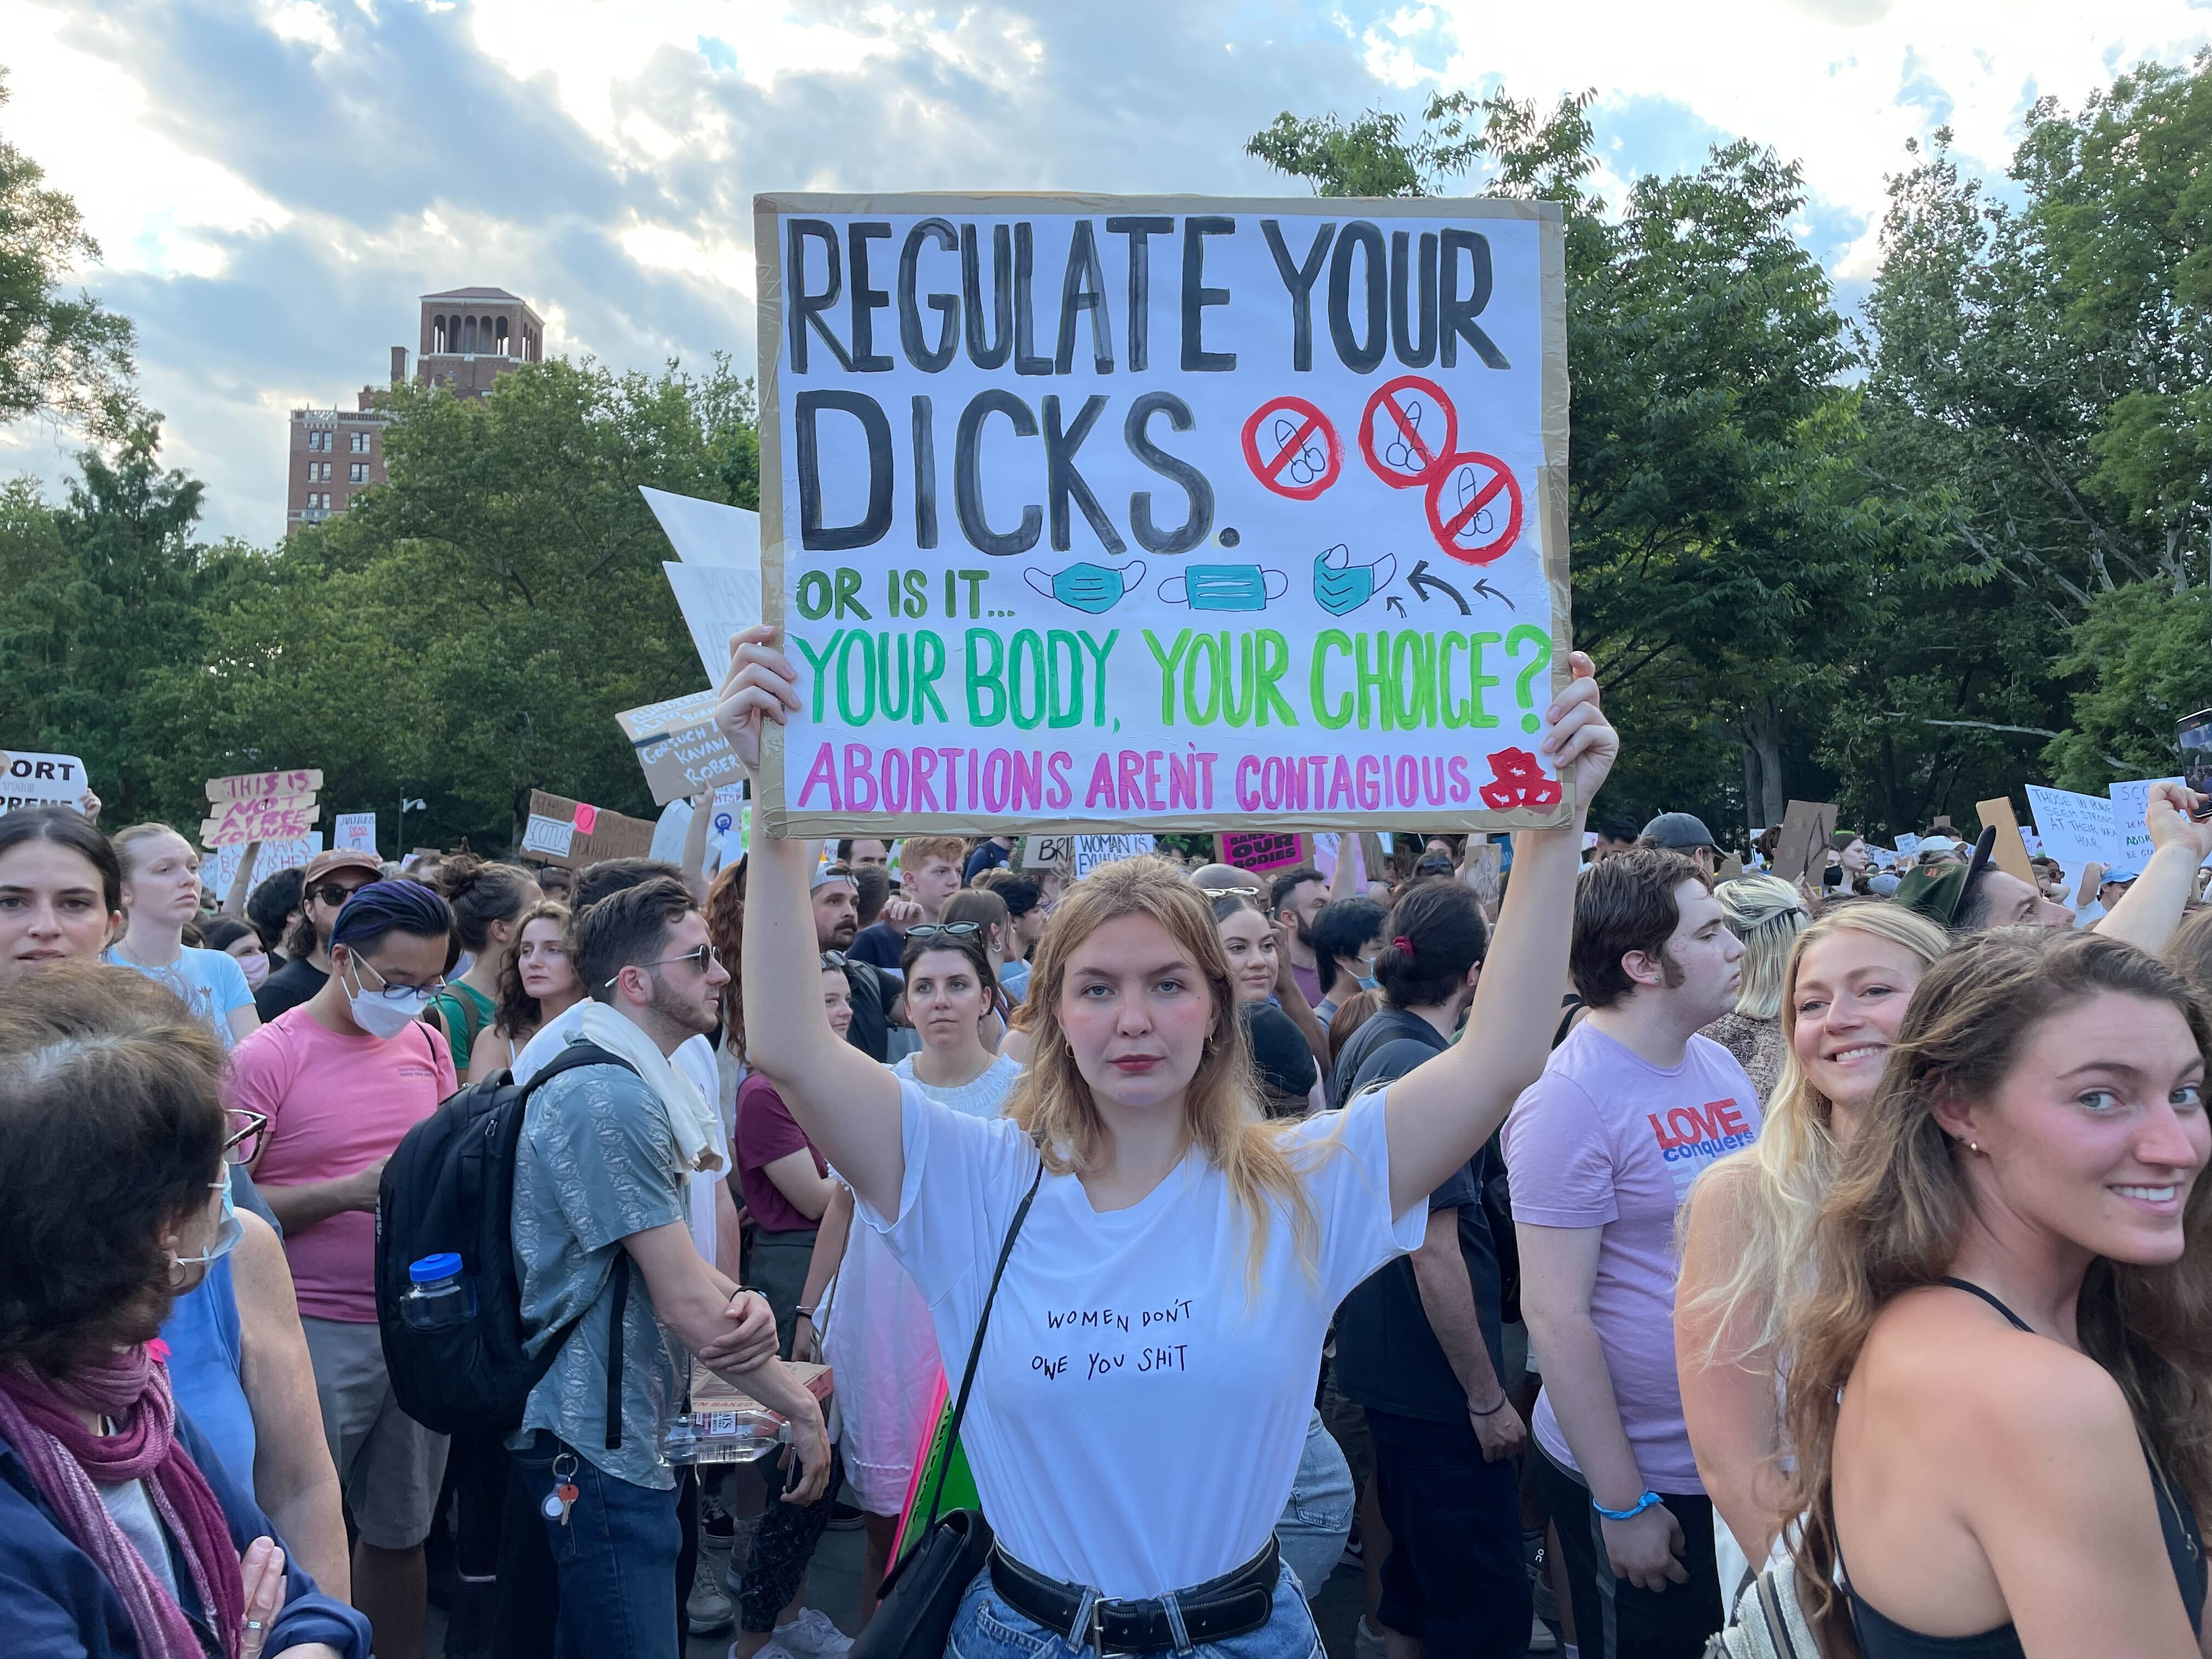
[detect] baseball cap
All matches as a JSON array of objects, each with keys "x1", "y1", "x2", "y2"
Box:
[
  {"x1": 1893, "y1": 826, "x2": 1996, "y2": 929},
  {"x1": 1916, "y1": 836, "x2": 1962, "y2": 860},
  {"x1": 302, "y1": 847, "x2": 382, "y2": 887},
  {"x1": 1640, "y1": 812, "x2": 1716, "y2": 851},
  {"x1": 810, "y1": 861, "x2": 856, "y2": 891},
  {"x1": 2100, "y1": 866, "x2": 2142, "y2": 888}
]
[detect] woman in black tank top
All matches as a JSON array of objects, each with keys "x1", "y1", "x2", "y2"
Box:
[{"x1": 1776, "y1": 929, "x2": 2212, "y2": 1656}]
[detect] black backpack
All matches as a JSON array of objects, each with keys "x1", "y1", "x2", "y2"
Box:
[{"x1": 375, "y1": 1042, "x2": 638, "y2": 1441}]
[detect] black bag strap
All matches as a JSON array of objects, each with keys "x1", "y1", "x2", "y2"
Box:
[
  {"x1": 921, "y1": 1158, "x2": 1046, "y2": 1532},
  {"x1": 514, "y1": 1040, "x2": 644, "y2": 1452}
]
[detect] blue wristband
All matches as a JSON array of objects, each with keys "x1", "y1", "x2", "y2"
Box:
[{"x1": 1593, "y1": 1491, "x2": 1663, "y2": 1522}]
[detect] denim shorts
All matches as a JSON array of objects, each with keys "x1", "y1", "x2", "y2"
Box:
[{"x1": 947, "y1": 1560, "x2": 1323, "y2": 1659}]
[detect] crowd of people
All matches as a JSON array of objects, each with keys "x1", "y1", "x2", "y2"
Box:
[{"x1": 1, "y1": 624, "x2": 2209, "y2": 1659}]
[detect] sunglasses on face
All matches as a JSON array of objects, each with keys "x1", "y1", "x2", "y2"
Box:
[
  {"x1": 312, "y1": 882, "x2": 371, "y2": 908},
  {"x1": 604, "y1": 943, "x2": 722, "y2": 988},
  {"x1": 906, "y1": 921, "x2": 980, "y2": 940}
]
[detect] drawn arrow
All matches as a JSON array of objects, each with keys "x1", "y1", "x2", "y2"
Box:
[
  {"x1": 1385, "y1": 595, "x2": 1407, "y2": 617},
  {"x1": 1467, "y1": 577, "x2": 1517, "y2": 611},
  {"x1": 1406, "y1": 559, "x2": 1469, "y2": 614}
]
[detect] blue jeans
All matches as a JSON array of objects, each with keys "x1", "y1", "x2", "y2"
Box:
[
  {"x1": 1273, "y1": 1410, "x2": 1354, "y2": 1599},
  {"x1": 948, "y1": 1561, "x2": 1322, "y2": 1659},
  {"x1": 513, "y1": 1430, "x2": 682, "y2": 1659}
]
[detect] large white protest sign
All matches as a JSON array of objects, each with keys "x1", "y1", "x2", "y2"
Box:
[
  {"x1": 335, "y1": 813, "x2": 378, "y2": 854},
  {"x1": 2, "y1": 750, "x2": 89, "y2": 812},
  {"x1": 2024, "y1": 786, "x2": 2117, "y2": 870},
  {"x1": 2109, "y1": 777, "x2": 2183, "y2": 871},
  {"x1": 642, "y1": 487, "x2": 762, "y2": 568},
  {"x1": 663, "y1": 562, "x2": 767, "y2": 691},
  {"x1": 753, "y1": 195, "x2": 1572, "y2": 837}
]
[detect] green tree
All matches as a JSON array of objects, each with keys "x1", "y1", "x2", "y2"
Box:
[
  {"x1": 0, "y1": 69, "x2": 136, "y2": 435},
  {"x1": 157, "y1": 356, "x2": 759, "y2": 851}
]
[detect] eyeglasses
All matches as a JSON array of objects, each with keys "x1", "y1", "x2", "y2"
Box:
[
  {"x1": 1199, "y1": 885, "x2": 1260, "y2": 899},
  {"x1": 349, "y1": 955, "x2": 448, "y2": 1000},
  {"x1": 312, "y1": 882, "x2": 372, "y2": 908},
  {"x1": 605, "y1": 943, "x2": 722, "y2": 987},
  {"x1": 224, "y1": 1109, "x2": 268, "y2": 1167},
  {"x1": 906, "y1": 922, "x2": 980, "y2": 940},
  {"x1": 819, "y1": 951, "x2": 849, "y2": 968}
]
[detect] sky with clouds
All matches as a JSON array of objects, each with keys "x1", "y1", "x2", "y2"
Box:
[{"x1": 4, "y1": 0, "x2": 2208, "y2": 544}]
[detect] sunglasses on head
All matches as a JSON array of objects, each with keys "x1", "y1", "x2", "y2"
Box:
[
  {"x1": 1199, "y1": 885, "x2": 1260, "y2": 899},
  {"x1": 906, "y1": 921, "x2": 980, "y2": 940},
  {"x1": 819, "y1": 951, "x2": 850, "y2": 968}
]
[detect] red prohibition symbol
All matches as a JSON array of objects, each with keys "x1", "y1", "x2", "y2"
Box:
[
  {"x1": 1241, "y1": 396, "x2": 1341, "y2": 501},
  {"x1": 1359, "y1": 375, "x2": 1458, "y2": 489},
  {"x1": 1424, "y1": 450, "x2": 1525, "y2": 566}
]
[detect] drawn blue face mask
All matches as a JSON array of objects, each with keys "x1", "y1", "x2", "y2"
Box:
[
  {"x1": 1161, "y1": 564, "x2": 1290, "y2": 612},
  {"x1": 1312, "y1": 546, "x2": 1397, "y2": 617},
  {"x1": 1025, "y1": 560, "x2": 1146, "y2": 614}
]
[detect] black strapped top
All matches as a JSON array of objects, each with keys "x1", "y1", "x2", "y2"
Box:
[{"x1": 1844, "y1": 1278, "x2": 2205, "y2": 1657}]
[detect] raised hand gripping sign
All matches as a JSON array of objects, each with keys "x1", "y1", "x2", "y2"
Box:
[{"x1": 753, "y1": 194, "x2": 1571, "y2": 836}]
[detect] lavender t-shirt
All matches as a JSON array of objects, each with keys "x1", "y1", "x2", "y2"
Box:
[{"x1": 1502, "y1": 1021, "x2": 1760, "y2": 1492}]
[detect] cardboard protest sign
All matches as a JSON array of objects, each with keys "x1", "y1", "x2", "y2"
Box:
[
  {"x1": 213, "y1": 833, "x2": 322, "y2": 894},
  {"x1": 2023, "y1": 786, "x2": 2115, "y2": 870},
  {"x1": 1073, "y1": 834, "x2": 1157, "y2": 881},
  {"x1": 2109, "y1": 778, "x2": 2183, "y2": 872},
  {"x1": 1771, "y1": 800, "x2": 1837, "y2": 885},
  {"x1": 518, "y1": 789, "x2": 656, "y2": 871},
  {"x1": 2, "y1": 749, "x2": 89, "y2": 812},
  {"x1": 616, "y1": 691, "x2": 748, "y2": 807},
  {"x1": 753, "y1": 194, "x2": 1573, "y2": 837},
  {"x1": 335, "y1": 813, "x2": 377, "y2": 854},
  {"x1": 205, "y1": 769, "x2": 322, "y2": 803},
  {"x1": 1975, "y1": 797, "x2": 2036, "y2": 885},
  {"x1": 1219, "y1": 830, "x2": 1307, "y2": 873},
  {"x1": 201, "y1": 795, "x2": 320, "y2": 848},
  {"x1": 1017, "y1": 834, "x2": 1070, "y2": 874}
]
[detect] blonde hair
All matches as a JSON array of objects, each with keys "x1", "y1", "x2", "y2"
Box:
[
  {"x1": 1681, "y1": 901, "x2": 1950, "y2": 1361},
  {"x1": 1783, "y1": 928, "x2": 2212, "y2": 1630},
  {"x1": 1004, "y1": 855, "x2": 1322, "y2": 1297},
  {"x1": 1714, "y1": 874, "x2": 1811, "y2": 1022}
]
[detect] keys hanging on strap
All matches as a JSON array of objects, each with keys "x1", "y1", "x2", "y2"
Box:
[{"x1": 543, "y1": 1452, "x2": 581, "y2": 1527}]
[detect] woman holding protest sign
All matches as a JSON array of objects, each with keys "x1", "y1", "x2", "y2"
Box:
[
  {"x1": 720, "y1": 619, "x2": 1615, "y2": 1655},
  {"x1": 107, "y1": 823, "x2": 262, "y2": 1048}
]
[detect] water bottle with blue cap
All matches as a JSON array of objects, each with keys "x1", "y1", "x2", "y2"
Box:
[{"x1": 399, "y1": 1252, "x2": 476, "y2": 1330}]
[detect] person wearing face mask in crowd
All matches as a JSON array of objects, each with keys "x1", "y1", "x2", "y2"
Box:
[
  {"x1": 201, "y1": 915, "x2": 273, "y2": 995},
  {"x1": 233, "y1": 879, "x2": 460, "y2": 1659},
  {"x1": 244, "y1": 866, "x2": 306, "y2": 970},
  {"x1": 106, "y1": 825, "x2": 262, "y2": 1048},
  {"x1": 0, "y1": 961, "x2": 374, "y2": 1659},
  {"x1": 465, "y1": 899, "x2": 584, "y2": 1085},
  {"x1": 255, "y1": 848, "x2": 383, "y2": 1022},
  {"x1": 1310, "y1": 896, "x2": 1388, "y2": 1027},
  {"x1": 1781, "y1": 929, "x2": 2211, "y2": 1656},
  {"x1": 1674, "y1": 903, "x2": 1949, "y2": 1594}
]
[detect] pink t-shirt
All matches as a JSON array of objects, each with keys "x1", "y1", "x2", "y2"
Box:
[
  {"x1": 232, "y1": 1006, "x2": 456, "y2": 1322},
  {"x1": 1502, "y1": 1020, "x2": 1760, "y2": 1492}
]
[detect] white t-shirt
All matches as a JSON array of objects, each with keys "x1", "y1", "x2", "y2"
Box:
[
  {"x1": 513, "y1": 1009, "x2": 726, "y2": 1263},
  {"x1": 856, "y1": 1079, "x2": 1423, "y2": 1598}
]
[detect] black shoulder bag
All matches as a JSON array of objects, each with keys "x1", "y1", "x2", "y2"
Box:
[{"x1": 847, "y1": 1161, "x2": 1045, "y2": 1659}]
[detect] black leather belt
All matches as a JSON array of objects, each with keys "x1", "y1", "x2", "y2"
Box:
[{"x1": 988, "y1": 1537, "x2": 1280, "y2": 1655}]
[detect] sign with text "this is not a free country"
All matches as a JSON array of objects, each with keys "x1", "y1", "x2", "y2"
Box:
[{"x1": 753, "y1": 194, "x2": 1572, "y2": 838}]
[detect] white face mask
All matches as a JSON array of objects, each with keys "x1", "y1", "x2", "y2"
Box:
[{"x1": 343, "y1": 956, "x2": 437, "y2": 1040}]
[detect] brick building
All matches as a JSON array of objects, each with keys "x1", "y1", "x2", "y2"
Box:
[{"x1": 284, "y1": 286, "x2": 546, "y2": 535}]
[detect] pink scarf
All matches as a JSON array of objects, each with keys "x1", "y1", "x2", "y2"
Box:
[{"x1": 0, "y1": 1345, "x2": 245, "y2": 1658}]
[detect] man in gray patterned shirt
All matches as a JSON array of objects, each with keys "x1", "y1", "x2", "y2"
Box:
[{"x1": 508, "y1": 876, "x2": 830, "y2": 1658}]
